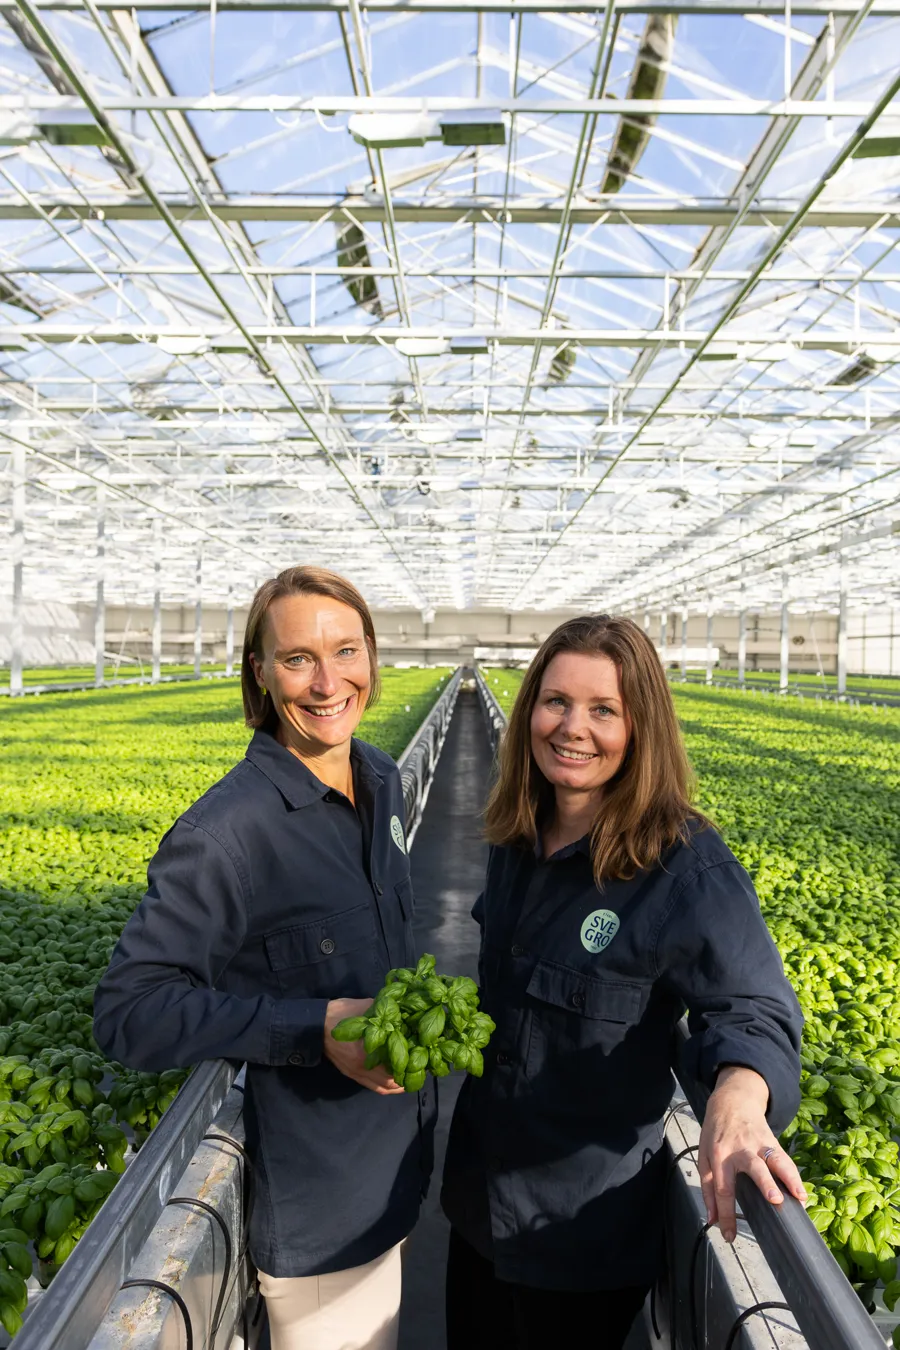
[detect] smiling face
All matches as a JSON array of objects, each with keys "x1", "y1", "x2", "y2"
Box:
[
  {"x1": 530, "y1": 651, "x2": 632, "y2": 801},
  {"x1": 249, "y1": 593, "x2": 372, "y2": 757}
]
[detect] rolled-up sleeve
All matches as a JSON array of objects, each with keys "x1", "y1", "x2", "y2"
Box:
[
  {"x1": 655, "y1": 859, "x2": 803, "y2": 1132},
  {"x1": 93, "y1": 818, "x2": 328, "y2": 1072}
]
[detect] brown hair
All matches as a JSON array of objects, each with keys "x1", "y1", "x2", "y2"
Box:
[
  {"x1": 484, "y1": 614, "x2": 706, "y2": 886},
  {"x1": 241, "y1": 566, "x2": 381, "y2": 731}
]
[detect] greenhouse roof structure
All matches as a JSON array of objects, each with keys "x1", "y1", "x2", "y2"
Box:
[{"x1": 0, "y1": 0, "x2": 898, "y2": 614}]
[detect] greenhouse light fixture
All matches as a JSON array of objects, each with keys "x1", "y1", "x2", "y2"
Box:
[
  {"x1": 349, "y1": 111, "x2": 506, "y2": 151},
  {"x1": 37, "y1": 111, "x2": 110, "y2": 147},
  {"x1": 698, "y1": 346, "x2": 739, "y2": 362},
  {"x1": 349, "y1": 113, "x2": 438, "y2": 149},
  {"x1": 450, "y1": 335, "x2": 489, "y2": 354},
  {"x1": 439, "y1": 111, "x2": 506, "y2": 147},
  {"x1": 395, "y1": 336, "x2": 449, "y2": 357},
  {"x1": 852, "y1": 136, "x2": 900, "y2": 159}
]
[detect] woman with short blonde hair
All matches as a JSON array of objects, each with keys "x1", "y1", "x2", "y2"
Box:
[{"x1": 441, "y1": 613, "x2": 804, "y2": 1350}]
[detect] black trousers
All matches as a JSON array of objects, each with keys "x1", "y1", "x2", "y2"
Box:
[{"x1": 445, "y1": 1228, "x2": 649, "y2": 1350}]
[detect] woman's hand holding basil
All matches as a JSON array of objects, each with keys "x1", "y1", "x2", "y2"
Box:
[{"x1": 323, "y1": 998, "x2": 406, "y2": 1095}]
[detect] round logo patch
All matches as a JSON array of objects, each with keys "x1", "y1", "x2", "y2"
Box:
[
  {"x1": 580, "y1": 908, "x2": 620, "y2": 954},
  {"x1": 390, "y1": 815, "x2": 406, "y2": 854}
]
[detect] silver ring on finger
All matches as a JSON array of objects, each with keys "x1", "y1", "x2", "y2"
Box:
[{"x1": 762, "y1": 1147, "x2": 777, "y2": 1163}]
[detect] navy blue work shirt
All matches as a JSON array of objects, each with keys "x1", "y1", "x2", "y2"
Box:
[
  {"x1": 440, "y1": 820, "x2": 802, "y2": 1291},
  {"x1": 94, "y1": 729, "x2": 435, "y2": 1278}
]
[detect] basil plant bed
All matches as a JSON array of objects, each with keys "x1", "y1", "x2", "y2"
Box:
[
  {"x1": 0, "y1": 669, "x2": 451, "y2": 1338},
  {"x1": 481, "y1": 669, "x2": 900, "y2": 1339},
  {"x1": 332, "y1": 954, "x2": 495, "y2": 1090}
]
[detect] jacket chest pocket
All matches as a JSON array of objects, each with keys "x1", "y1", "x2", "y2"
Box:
[
  {"x1": 264, "y1": 903, "x2": 380, "y2": 999},
  {"x1": 524, "y1": 958, "x2": 647, "y2": 1079}
]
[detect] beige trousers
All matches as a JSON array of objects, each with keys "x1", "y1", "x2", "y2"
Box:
[{"x1": 257, "y1": 1242, "x2": 402, "y2": 1350}]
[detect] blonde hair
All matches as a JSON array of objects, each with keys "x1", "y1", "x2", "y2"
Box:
[
  {"x1": 241, "y1": 566, "x2": 380, "y2": 731},
  {"x1": 484, "y1": 614, "x2": 706, "y2": 885}
]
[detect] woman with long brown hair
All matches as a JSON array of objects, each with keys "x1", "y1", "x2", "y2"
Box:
[{"x1": 441, "y1": 614, "x2": 804, "y2": 1350}]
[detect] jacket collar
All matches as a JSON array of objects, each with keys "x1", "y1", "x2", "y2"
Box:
[
  {"x1": 533, "y1": 832, "x2": 592, "y2": 863},
  {"x1": 245, "y1": 728, "x2": 387, "y2": 810}
]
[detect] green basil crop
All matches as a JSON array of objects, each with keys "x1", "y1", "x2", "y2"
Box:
[
  {"x1": 332, "y1": 953, "x2": 494, "y2": 1090},
  {"x1": 0, "y1": 669, "x2": 452, "y2": 1313}
]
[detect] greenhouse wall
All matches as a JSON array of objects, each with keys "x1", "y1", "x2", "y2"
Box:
[{"x1": 40, "y1": 603, "x2": 900, "y2": 677}]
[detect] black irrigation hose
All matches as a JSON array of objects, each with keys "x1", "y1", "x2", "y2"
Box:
[
  {"x1": 120, "y1": 1132, "x2": 255, "y2": 1350},
  {"x1": 723, "y1": 1300, "x2": 792, "y2": 1350},
  {"x1": 203, "y1": 1132, "x2": 260, "y2": 1347},
  {"x1": 203, "y1": 1133, "x2": 254, "y2": 1263},
  {"x1": 688, "y1": 1220, "x2": 714, "y2": 1350},
  {"x1": 121, "y1": 1278, "x2": 193, "y2": 1350},
  {"x1": 652, "y1": 1143, "x2": 700, "y2": 1344},
  {"x1": 167, "y1": 1196, "x2": 232, "y2": 1342}
]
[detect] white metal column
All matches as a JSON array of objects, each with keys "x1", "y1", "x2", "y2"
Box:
[
  {"x1": 780, "y1": 579, "x2": 790, "y2": 693},
  {"x1": 706, "y1": 609, "x2": 714, "y2": 685},
  {"x1": 94, "y1": 486, "x2": 106, "y2": 688},
  {"x1": 152, "y1": 519, "x2": 161, "y2": 685},
  {"x1": 10, "y1": 440, "x2": 25, "y2": 697},
  {"x1": 226, "y1": 585, "x2": 234, "y2": 678},
  {"x1": 680, "y1": 606, "x2": 688, "y2": 680},
  {"x1": 660, "y1": 610, "x2": 668, "y2": 669},
  {"x1": 194, "y1": 554, "x2": 203, "y2": 678},
  {"x1": 837, "y1": 586, "x2": 848, "y2": 696},
  {"x1": 738, "y1": 609, "x2": 747, "y2": 686}
]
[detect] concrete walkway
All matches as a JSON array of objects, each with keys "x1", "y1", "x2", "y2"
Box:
[{"x1": 400, "y1": 688, "x2": 491, "y2": 1350}]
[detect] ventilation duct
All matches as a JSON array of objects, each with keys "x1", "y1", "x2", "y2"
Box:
[
  {"x1": 601, "y1": 15, "x2": 677, "y2": 194},
  {"x1": 335, "y1": 220, "x2": 382, "y2": 319}
]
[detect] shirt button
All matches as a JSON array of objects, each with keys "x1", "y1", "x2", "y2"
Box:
[
  {"x1": 320, "y1": 938, "x2": 335, "y2": 955},
  {"x1": 571, "y1": 991, "x2": 585, "y2": 1009},
  {"x1": 511, "y1": 944, "x2": 524, "y2": 957},
  {"x1": 496, "y1": 1051, "x2": 511, "y2": 1067},
  {"x1": 287, "y1": 1052, "x2": 305, "y2": 1066}
]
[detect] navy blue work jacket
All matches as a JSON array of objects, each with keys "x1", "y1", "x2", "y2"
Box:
[
  {"x1": 440, "y1": 821, "x2": 803, "y2": 1291},
  {"x1": 94, "y1": 729, "x2": 435, "y2": 1278}
]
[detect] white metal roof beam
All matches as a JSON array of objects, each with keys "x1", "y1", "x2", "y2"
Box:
[
  {"x1": 2, "y1": 93, "x2": 893, "y2": 114},
  {"x1": 0, "y1": 197, "x2": 894, "y2": 227},
  {"x1": 12, "y1": 0, "x2": 432, "y2": 607},
  {"x1": 2, "y1": 323, "x2": 898, "y2": 347},
  {"x1": 27, "y1": 0, "x2": 900, "y2": 14}
]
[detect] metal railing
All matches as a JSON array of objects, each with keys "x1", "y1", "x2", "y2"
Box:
[
  {"x1": 0, "y1": 669, "x2": 236, "y2": 698},
  {"x1": 397, "y1": 666, "x2": 462, "y2": 848},
  {"x1": 473, "y1": 666, "x2": 886, "y2": 1350},
  {"x1": 13, "y1": 669, "x2": 464, "y2": 1350},
  {"x1": 473, "y1": 665, "x2": 506, "y2": 755},
  {"x1": 670, "y1": 672, "x2": 900, "y2": 709},
  {"x1": 14, "y1": 1060, "x2": 238, "y2": 1350},
  {"x1": 674, "y1": 1025, "x2": 884, "y2": 1350}
]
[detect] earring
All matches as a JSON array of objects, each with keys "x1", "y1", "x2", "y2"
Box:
[{"x1": 260, "y1": 685, "x2": 267, "y2": 697}]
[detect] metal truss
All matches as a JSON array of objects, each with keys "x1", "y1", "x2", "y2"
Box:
[{"x1": 0, "y1": 0, "x2": 898, "y2": 620}]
